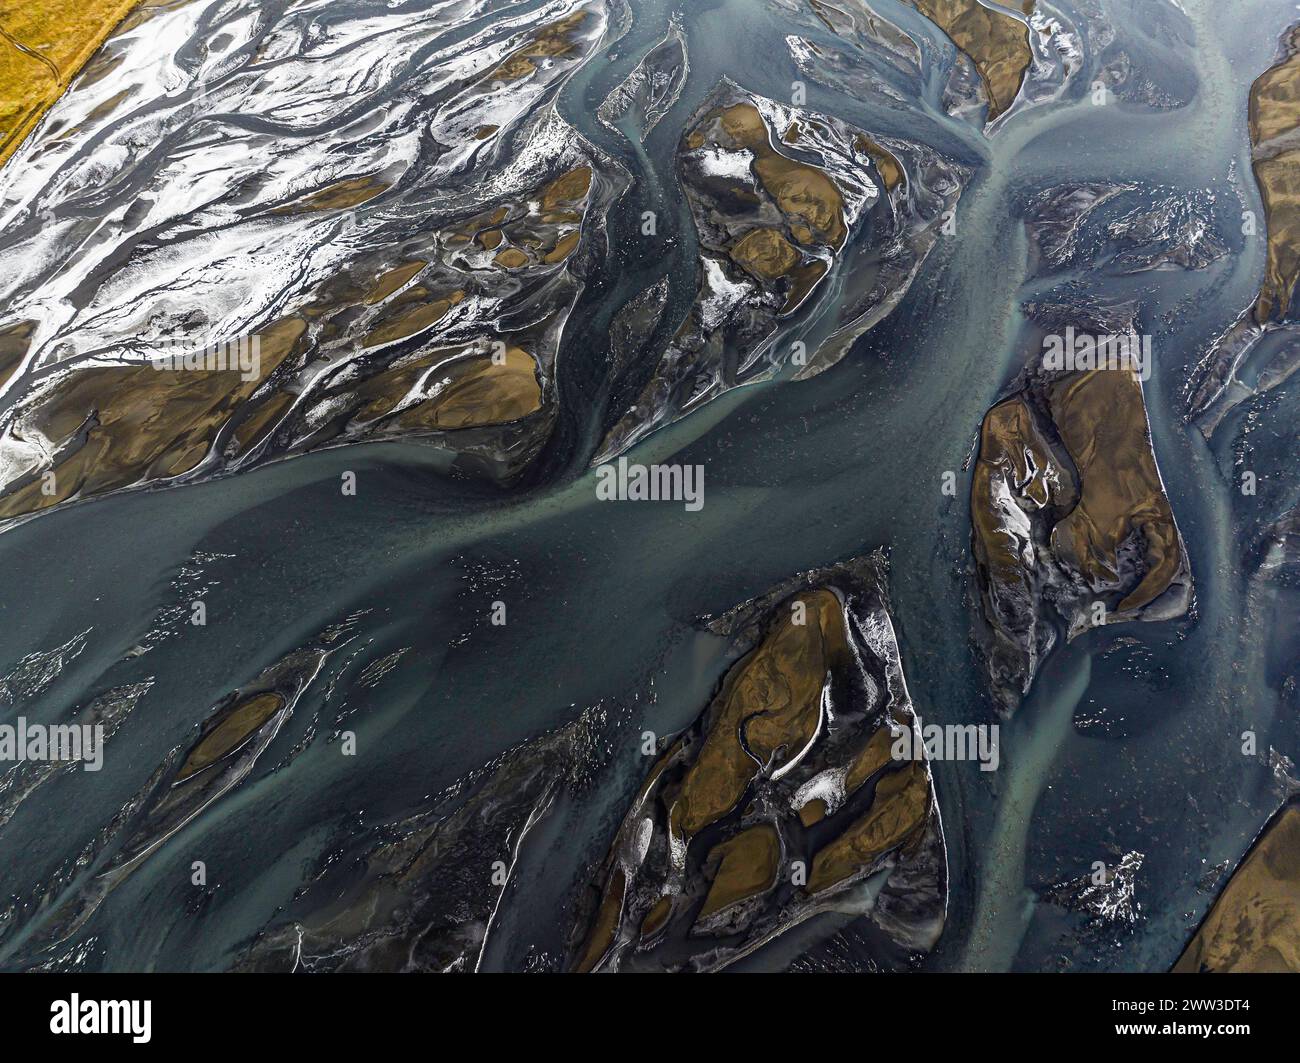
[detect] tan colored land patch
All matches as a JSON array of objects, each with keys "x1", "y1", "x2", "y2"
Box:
[
  {"x1": 845, "y1": 721, "x2": 900, "y2": 795},
  {"x1": 542, "y1": 230, "x2": 580, "y2": 263},
  {"x1": 782, "y1": 259, "x2": 828, "y2": 314},
  {"x1": 808, "y1": 760, "x2": 929, "y2": 893},
  {"x1": 493, "y1": 247, "x2": 529, "y2": 269},
  {"x1": 349, "y1": 343, "x2": 541, "y2": 432},
  {"x1": 698, "y1": 824, "x2": 780, "y2": 920},
  {"x1": 798, "y1": 798, "x2": 826, "y2": 827},
  {"x1": 232, "y1": 390, "x2": 294, "y2": 453},
  {"x1": 854, "y1": 133, "x2": 905, "y2": 192},
  {"x1": 486, "y1": 9, "x2": 589, "y2": 83},
  {"x1": 670, "y1": 590, "x2": 847, "y2": 840},
  {"x1": 0, "y1": 319, "x2": 34, "y2": 389},
  {"x1": 714, "y1": 103, "x2": 846, "y2": 247},
  {"x1": 756, "y1": 154, "x2": 845, "y2": 247},
  {"x1": 272, "y1": 174, "x2": 389, "y2": 215},
  {"x1": 905, "y1": 0, "x2": 1033, "y2": 120},
  {"x1": 1249, "y1": 29, "x2": 1300, "y2": 323},
  {"x1": 0, "y1": 316, "x2": 306, "y2": 520},
  {"x1": 396, "y1": 346, "x2": 541, "y2": 430},
  {"x1": 1048, "y1": 369, "x2": 1180, "y2": 613},
  {"x1": 1252, "y1": 149, "x2": 1300, "y2": 322},
  {"x1": 1249, "y1": 27, "x2": 1300, "y2": 146},
  {"x1": 731, "y1": 227, "x2": 800, "y2": 280},
  {"x1": 972, "y1": 369, "x2": 1180, "y2": 615},
  {"x1": 540, "y1": 166, "x2": 592, "y2": 211},
  {"x1": 449, "y1": 205, "x2": 510, "y2": 247},
  {"x1": 1174, "y1": 805, "x2": 1300, "y2": 972},
  {"x1": 971, "y1": 394, "x2": 1076, "y2": 586},
  {"x1": 364, "y1": 261, "x2": 426, "y2": 305},
  {"x1": 639, "y1": 896, "x2": 672, "y2": 941},
  {"x1": 574, "y1": 866, "x2": 624, "y2": 973},
  {"x1": 361, "y1": 291, "x2": 463, "y2": 347},
  {"x1": 176, "y1": 692, "x2": 286, "y2": 784}
]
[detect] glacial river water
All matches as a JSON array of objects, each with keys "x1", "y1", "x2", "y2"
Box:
[{"x1": 0, "y1": 0, "x2": 1295, "y2": 971}]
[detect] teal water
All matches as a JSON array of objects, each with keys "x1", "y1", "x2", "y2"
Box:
[{"x1": 0, "y1": 0, "x2": 1295, "y2": 971}]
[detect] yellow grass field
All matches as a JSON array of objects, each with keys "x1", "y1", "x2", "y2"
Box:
[{"x1": 0, "y1": 0, "x2": 140, "y2": 168}]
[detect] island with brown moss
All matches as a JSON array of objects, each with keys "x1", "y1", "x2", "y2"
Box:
[
  {"x1": 571, "y1": 553, "x2": 947, "y2": 972},
  {"x1": 970, "y1": 326, "x2": 1192, "y2": 714}
]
